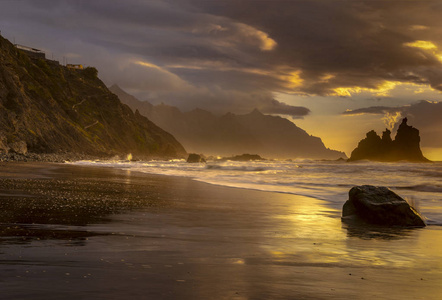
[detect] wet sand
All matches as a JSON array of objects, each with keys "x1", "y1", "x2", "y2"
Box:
[{"x1": 0, "y1": 162, "x2": 441, "y2": 299}]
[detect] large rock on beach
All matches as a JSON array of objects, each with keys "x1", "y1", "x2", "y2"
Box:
[
  {"x1": 342, "y1": 185, "x2": 426, "y2": 227},
  {"x1": 9, "y1": 140, "x2": 28, "y2": 154}
]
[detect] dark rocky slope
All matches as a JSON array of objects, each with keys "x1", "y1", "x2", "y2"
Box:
[
  {"x1": 349, "y1": 118, "x2": 429, "y2": 162},
  {"x1": 0, "y1": 36, "x2": 186, "y2": 159},
  {"x1": 110, "y1": 85, "x2": 346, "y2": 160}
]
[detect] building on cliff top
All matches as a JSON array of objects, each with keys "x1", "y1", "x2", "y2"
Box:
[
  {"x1": 67, "y1": 64, "x2": 84, "y2": 70},
  {"x1": 14, "y1": 44, "x2": 46, "y2": 59},
  {"x1": 14, "y1": 43, "x2": 79, "y2": 68}
]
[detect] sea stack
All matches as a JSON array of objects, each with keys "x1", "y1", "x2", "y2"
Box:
[{"x1": 348, "y1": 118, "x2": 429, "y2": 162}]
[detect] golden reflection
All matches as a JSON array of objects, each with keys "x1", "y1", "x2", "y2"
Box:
[
  {"x1": 123, "y1": 169, "x2": 132, "y2": 185},
  {"x1": 263, "y1": 194, "x2": 442, "y2": 271},
  {"x1": 263, "y1": 195, "x2": 348, "y2": 265}
]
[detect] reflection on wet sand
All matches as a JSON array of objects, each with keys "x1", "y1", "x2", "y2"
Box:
[
  {"x1": 342, "y1": 222, "x2": 418, "y2": 240},
  {"x1": 0, "y1": 163, "x2": 170, "y2": 245},
  {"x1": 1, "y1": 163, "x2": 442, "y2": 299}
]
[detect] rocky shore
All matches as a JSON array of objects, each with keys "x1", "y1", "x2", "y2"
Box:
[{"x1": 0, "y1": 151, "x2": 125, "y2": 163}]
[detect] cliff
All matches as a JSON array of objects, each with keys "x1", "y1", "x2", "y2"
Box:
[
  {"x1": 0, "y1": 36, "x2": 186, "y2": 159},
  {"x1": 110, "y1": 85, "x2": 346, "y2": 160},
  {"x1": 348, "y1": 118, "x2": 429, "y2": 162}
]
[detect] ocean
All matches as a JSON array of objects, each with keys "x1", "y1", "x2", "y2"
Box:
[
  {"x1": 2, "y1": 161, "x2": 442, "y2": 299},
  {"x1": 73, "y1": 159, "x2": 442, "y2": 225}
]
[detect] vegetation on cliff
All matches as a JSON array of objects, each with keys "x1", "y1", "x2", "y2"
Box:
[{"x1": 0, "y1": 36, "x2": 186, "y2": 159}]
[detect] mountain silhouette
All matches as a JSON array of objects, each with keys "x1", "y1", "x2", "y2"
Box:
[{"x1": 110, "y1": 85, "x2": 346, "y2": 159}]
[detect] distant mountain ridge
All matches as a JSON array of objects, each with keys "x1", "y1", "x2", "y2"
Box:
[
  {"x1": 110, "y1": 85, "x2": 346, "y2": 159},
  {"x1": 0, "y1": 36, "x2": 186, "y2": 159}
]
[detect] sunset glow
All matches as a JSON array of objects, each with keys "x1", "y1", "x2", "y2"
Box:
[
  {"x1": 404, "y1": 40, "x2": 442, "y2": 63},
  {"x1": 2, "y1": 2, "x2": 442, "y2": 299},
  {"x1": 1, "y1": 1, "x2": 442, "y2": 157},
  {"x1": 331, "y1": 81, "x2": 399, "y2": 97}
]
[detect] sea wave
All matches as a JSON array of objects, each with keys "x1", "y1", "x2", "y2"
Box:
[
  {"x1": 72, "y1": 159, "x2": 442, "y2": 223},
  {"x1": 395, "y1": 184, "x2": 442, "y2": 193},
  {"x1": 205, "y1": 164, "x2": 269, "y2": 172}
]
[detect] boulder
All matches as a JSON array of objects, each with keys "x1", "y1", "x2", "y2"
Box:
[
  {"x1": 9, "y1": 140, "x2": 28, "y2": 154},
  {"x1": 187, "y1": 153, "x2": 206, "y2": 163},
  {"x1": 342, "y1": 185, "x2": 426, "y2": 227}
]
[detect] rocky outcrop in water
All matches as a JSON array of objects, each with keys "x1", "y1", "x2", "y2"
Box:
[
  {"x1": 342, "y1": 185, "x2": 426, "y2": 227},
  {"x1": 348, "y1": 118, "x2": 429, "y2": 162},
  {"x1": 0, "y1": 36, "x2": 186, "y2": 159},
  {"x1": 222, "y1": 154, "x2": 265, "y2": 161},
  {"x1": 187, "y1": 153, "x2": 206, "y2": 163}
]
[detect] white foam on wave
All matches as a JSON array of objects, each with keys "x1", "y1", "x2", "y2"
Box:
[{"x1": 72, "y1": 159, "x2": 442, "y2": 223}]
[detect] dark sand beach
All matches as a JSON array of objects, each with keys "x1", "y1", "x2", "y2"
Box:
[{"x1": 1, "y1": 162, "x2": 441, "y2": 299}]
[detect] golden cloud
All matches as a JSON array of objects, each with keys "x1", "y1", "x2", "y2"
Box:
[
  {"x1": 332, "y1": 81, "x2": 399, "y2": 97},
  {"x1": 236, "y1": 23, "x2": 277, "y2": 51},
  {"x1": 409, "y1": 25, "x2": 430, "y2": 31},
  {"x1": 404, "y1": 40, "x2": 442, "y2": 63}
]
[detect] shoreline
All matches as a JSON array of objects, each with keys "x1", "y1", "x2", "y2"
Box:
[
  {"x1": 0, "y1": 151, "x2": 183, "y2": 163},
  {"x1": 1, "y1": 162, "x2": 442, "y2": 299}
]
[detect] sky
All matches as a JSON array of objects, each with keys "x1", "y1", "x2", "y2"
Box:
[{"x1": 1, "y1": 0, "x2": 442, "y2": 159}]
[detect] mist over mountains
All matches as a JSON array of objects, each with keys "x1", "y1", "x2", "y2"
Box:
[
  {"x1": 110, "y1": 85, "x2": 346, "y2": 159},
  {"x1": 0, "y1": 32, "x2": 344, "y2": 161}
]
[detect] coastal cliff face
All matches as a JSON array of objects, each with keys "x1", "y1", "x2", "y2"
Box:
[
  {"x1": 349, "y1": 118, "x2": 429, "y2": 162},
  {"x1": 0, "y1": 36, "x2": 186, "y2": 159},
  {"x1": 110, "y1": 85, "x2": 346, "y2": 160}
]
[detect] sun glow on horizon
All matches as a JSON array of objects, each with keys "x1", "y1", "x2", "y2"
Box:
[{"x1": 422, "y1": 148, "x2": 442, "y2": 162}]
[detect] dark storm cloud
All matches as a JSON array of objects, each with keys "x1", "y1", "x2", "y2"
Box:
[
  {"x1": 185, "y1": 0, "x2": 442, "y2": 94},
  {"x1": 1, "y1": 0, "x2": 442, "y2": 115},
  {"x1": 342, "y1": 106, "x2": 401, "y2": 116},
  {"x1": 343, "y1": 100, "x2": 442, "y2": 148},
  {"x1": 257, "y1": 99, "x2": 310, "y2": 119}
]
